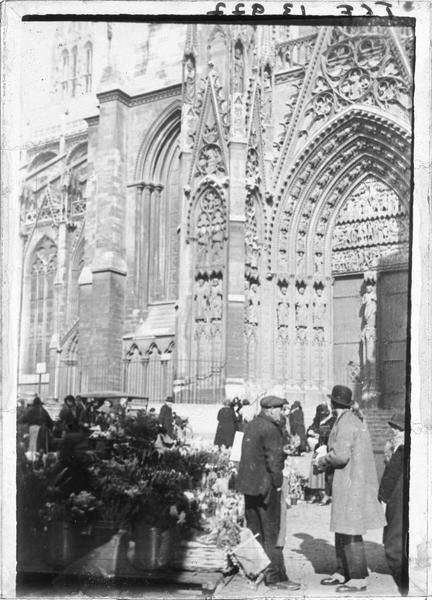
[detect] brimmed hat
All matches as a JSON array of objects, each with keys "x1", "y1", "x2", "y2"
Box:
[
  {"x1": 328, "y1": 385, "x2": 352, "y2": 408},
  {"x1": 166, "y1": 396, "x2": 175, "y2": 403},
  {"x1": 388, "y1": 411, "x2": 405, "y2": 431},
  {"x1": 260, "y1": 395, "x2": 288, "y2": 409}
]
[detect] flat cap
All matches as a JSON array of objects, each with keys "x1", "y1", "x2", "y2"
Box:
[
  {"x1": 388, "y1": 411, "x2": 405, "y2": 431},
  {"x1": 260, "y1": 395, "x2": 288, "y2": 409}
]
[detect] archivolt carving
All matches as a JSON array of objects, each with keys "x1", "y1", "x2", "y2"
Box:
[{"x1": 271, "y1": 110, "x2": 411, "y2": 276}]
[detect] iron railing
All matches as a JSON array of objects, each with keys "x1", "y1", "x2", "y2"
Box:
[{"x1": 19, "y1": 357, "x2": 226, "y2": 405}]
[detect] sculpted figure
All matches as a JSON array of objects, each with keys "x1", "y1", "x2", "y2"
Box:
[
  {"x1": 233, "y1": 45, "x2": 245, "y2": 94},
  {"x1": 362, "y1": 282, "x2": 377, "y2": 332},
  {"x1": 184, "y1": 55, "x2": 196, "y2": 104},
  {"x1": 194, "y1": 277, "x2": 209, "y2": 321},
  {"x1": 246, "y1": 282, "x2": 260, "y2": 326},
  {"x1": 277, "y1": 285, "x2": 290, "y2": 329},
  {"x1": 209, "y1": 277, "x2": 223, "y2": 320}
]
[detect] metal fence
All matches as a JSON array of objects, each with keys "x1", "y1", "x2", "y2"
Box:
[{"x1": 19, "y1": 357, "x2": 226, "y2": 405}]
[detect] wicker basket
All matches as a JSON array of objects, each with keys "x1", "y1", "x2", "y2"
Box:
[{"x1": 171, "y1": 540, "x2": 228, "y2": 572}]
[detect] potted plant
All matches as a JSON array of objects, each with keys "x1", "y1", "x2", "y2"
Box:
[
  {"x1": 131, "y1": 470, "x2": 202, "y2": 570},
  {"x1": 88, "y1": 456, "x2": 144, "y2": 546}
]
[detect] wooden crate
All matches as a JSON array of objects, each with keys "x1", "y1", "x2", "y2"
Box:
[{"x1": 172, "y1": 540, "x2": 228, "y2": 572}]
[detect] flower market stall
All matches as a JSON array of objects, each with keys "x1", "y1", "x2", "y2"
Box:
[
  {"x1": 17, "y1": 392, "x2": 310, "y2": 596},
  {"x1": 16, "y1": 399, "x2": 246, "y2": 596}
]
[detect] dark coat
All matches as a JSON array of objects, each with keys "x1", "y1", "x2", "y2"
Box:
[
  {"x1": 214, "y1": 406, "x2": 237, "y2": 448},
  {"x1": 58, "y1": 405, "x2": 79, "y2": 429},
  {"x1": 20, "y1": 405, "x2": 53, "y2": 429},
  {"x1": 236, "y1": 412, "x2": 284, "y2": 498},
  {"x1": 379, "y1": 445, "x2": 404, "y2": 575},
  {"x1": 318, "y1": 409, "x2": 386, "y2": 535},
  {"x1": 158, "y1": 403, "x2": 174, "y2": 437},
  {"x1": 289, "y1": 406, "x2": 307, "y2": 451}
]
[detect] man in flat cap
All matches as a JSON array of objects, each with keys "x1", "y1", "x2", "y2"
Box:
[
  {"x1": 378, "y1": 411, "x2": 406, "y2": 594},
  {"x1": 315, "y1": 385, "x2": 385, "y2": 593},
  {"x1": 236, "y1": 395, "x2": 300, "y2": 590}
]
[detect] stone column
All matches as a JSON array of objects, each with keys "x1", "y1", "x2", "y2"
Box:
[
  {"x1": 48, "y1": 219, "x2": 67, "y2": 400},
  {"x1": 78, "y1": 116, "x2": 99, "y2": 392},
  {"x1": 86, "y1": 89, "x2": 129, "y2": 391},
  {"x1": 174, "y1": 104, "x2": 194, "y2": 399},
  {"x1": 225, "y1": 134, "x2": 247, "y2": 399},
  {"x1": 150, "y1": 184, "x2": 163, "y2": 300},
  {"x1": 133, "y1": 183, "x2": 152, "y2": 318}
]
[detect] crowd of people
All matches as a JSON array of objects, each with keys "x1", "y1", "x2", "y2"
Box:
[
  {"x1": 234, "y1": 385, "x2": 407, "y2": 595},
  {"x1": 17, "y1": 384, "x2": 407, "y2": 595},
  {"x1": 17, "y1": 393, "x2": 193, "y2": 461}
]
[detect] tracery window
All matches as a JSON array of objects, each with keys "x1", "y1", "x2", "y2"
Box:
[
  {"x1": 71, "y1": 46, "x2": 78, "y2": 97},
  {"x1": 84, "y1": 42, "x2": 92, "y2": 93},
  {"x1": 26, "y1": 238, "x2": 57, "y2": 371},
  {"x1": 61, "y1": 50, "x2": 69, "y2": 97}
]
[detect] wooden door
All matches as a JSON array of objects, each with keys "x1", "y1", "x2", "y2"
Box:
[
  {"x1": 377, "y1": 270, "x2": 408, "y2": 409},
  {"x1": 332, "y1": 276, "x2": 363, "y2": 402}
]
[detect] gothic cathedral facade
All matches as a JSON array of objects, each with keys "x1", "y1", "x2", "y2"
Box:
[{"x1": 19, "y1": 23, "x2": 413, "y2": 409}]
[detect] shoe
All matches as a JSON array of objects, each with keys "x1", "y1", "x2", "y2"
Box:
[
  {"x1": 336, "y1": 584, "x2": 367, "y2": 593},
  {"x1": 320, "y1": 576, "x2": 346, "y2": 585},
  {"x1": 266, "y1": 579, "x2": 301, "y2": 591},
  {"x1": 320, "y1": 498, "x2": 331, "y2": 506}
]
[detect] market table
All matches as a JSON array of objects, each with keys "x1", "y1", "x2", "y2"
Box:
[{"x1": 18, "y1": 530, "x2": 225, "y2": 598}]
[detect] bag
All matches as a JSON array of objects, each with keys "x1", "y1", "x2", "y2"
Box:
[
  {"x1": 231, "y1": 527, "x2": 270, "y2": 578},
  {"x1": 230, "y1": 431, "x2": 244, "y2": 462}
]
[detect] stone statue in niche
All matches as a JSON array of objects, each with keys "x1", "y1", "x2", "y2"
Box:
[
  {"x1": 194, "y1": 276, "x2": 209, "y2": 321},
  {"x1": 361, "y1": 280, "x2": 377, "y2": 333},
  {"x1": 262, "y1": 66, "x2": 272, "y2": 122},
  {"x1": 233, "y1": 44, "x2": 245, "y2": 94},
  {"x1": 196, "y1": 211, "x2": 211, "y2": 260},
  {"x1": 184, "y1": 54, "x2": 196, "y2": 104},
  {"x1": 295, "y1": 282, "x2": 308, "y2": 344},
  {"x1": 360, "y1": 277, "x2": 378, "y2": 400},
  {"x1": 315, "y1": 251, "x2": 324, "y2": 273},
  {"x1": 312, "y1": 285, "x2": 326, "y2": 345},
  {"x1": 246, "y1": 282, "x2": 260, "y2": 326},
  {"x1": 277, "y1": 284, "x2": 290, "y2": 340},
  {"x1": 209, "y1": 276, "x2": 223, "y2": 321}
]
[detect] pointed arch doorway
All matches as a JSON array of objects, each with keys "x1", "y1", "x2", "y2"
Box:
[{"x1": 331, "y1": 177, "x2": 409, "y2": 409}]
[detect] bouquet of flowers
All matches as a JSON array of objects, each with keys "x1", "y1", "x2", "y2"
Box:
[
  {"x1": 39, "y1": 500, "x2": 67, "y2": 528},
  {"x1": 283, "y1": 464, "x2": 307, "y2": 500},
  {"x1": 89, "y1": 457, "x2": 145, "y2": 525},
  {"x1": 123, "y1": 413, "x2": 158, "y2": 447},
  {"x1": 67, "y1": 491, "x2": 101, "y2": 534}
]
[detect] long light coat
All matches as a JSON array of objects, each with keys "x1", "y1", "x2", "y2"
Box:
[{"x1": 318, "y1": 409, "x2": 386, "y2": 535}]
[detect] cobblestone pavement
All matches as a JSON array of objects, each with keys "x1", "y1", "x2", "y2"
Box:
[{"x1": 216, "y1": 454, "x2": 400, "y2": 599}]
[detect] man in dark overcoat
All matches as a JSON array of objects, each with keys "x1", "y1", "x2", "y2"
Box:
[
  {"x1": 158, "y1": 396, "x2": 174, "y2": 438},
  {"x1": 316, "y1": 385, "x2": 386, "y2": 593},
  {"x1": 378, "y1": 411, "x2": 406, "y2": 593},
  {"x1": 236, "y1": 395, "x2": 300, "y2": 591}
]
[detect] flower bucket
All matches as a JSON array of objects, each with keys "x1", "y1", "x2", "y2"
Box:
[
  {"x1": 290, "y1": 496, "x2": 298, "y2": 506},
  {"x1": 44, "y1": 521, "x2": 77, "y2": 568},
  {"x1": 133, "y1": 524, "x2": 175, "y2": 570}
]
